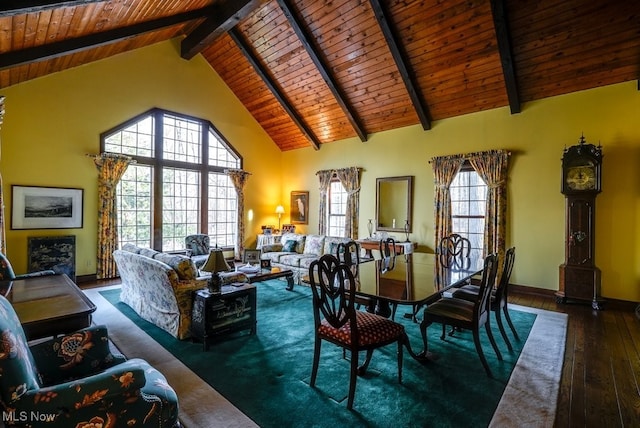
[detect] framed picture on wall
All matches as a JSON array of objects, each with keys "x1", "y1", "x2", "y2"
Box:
[
  {"x1": 11, "y1": 185, "x2": 83, "y2": 229},
  {"x1": 290, "y1": 191, "x2": 309, "y2": 225}
]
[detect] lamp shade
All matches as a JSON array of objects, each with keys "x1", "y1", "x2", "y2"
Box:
[
  {"x1": 200, "y1": 249, "x2": 230, "y2": 274},
  {"x1": 275, "y1": 205, "x2": 285, "y2": 215}
]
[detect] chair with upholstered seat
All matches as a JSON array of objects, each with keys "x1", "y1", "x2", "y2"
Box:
[
  {"x1": 420, "y1": 253, "x2": 501, "y2": 377},
  {"x1": 0, "y1": 251, "x2": 56, "y2": 281},
  {"x1": 452, "y1": 247, "x2": 519, "y2": 350},
  {"x1": 309, "y1": 254, "x2": 407, "y2": 410},
  {"x1": 185, "y1": 233, "x2": 211, "y2": 268},
  {"x1": 0, "y1": 294, "x2": 180, "y2": 427}
]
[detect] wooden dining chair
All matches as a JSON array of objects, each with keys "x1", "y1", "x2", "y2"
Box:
[
  {"x1": 420, "y1": 253, "x2": 502, "y2": 377},
  {"x1": 308, "y1": 254, "x2": 407, "y2": 410},
  {"x1": 452, "y1": 247, "x2": 519, "y2": 350}
]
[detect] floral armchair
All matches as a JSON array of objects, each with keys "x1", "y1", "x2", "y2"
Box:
[
  {"x1": 0, "y1": 295, "x2": 180, "y2": 427},
  {"x1": 184, "y1": 234, "x2": 210, "y2": 268},
  {"x1": 0, "y1": 252, "x2": 55, "y2": 281}
]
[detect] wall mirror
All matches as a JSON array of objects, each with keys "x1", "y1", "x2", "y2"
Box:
[{"x1": 375, "y1": 176, "x2": 414, "y2": 233}]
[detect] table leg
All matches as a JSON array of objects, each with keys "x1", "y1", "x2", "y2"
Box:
[
  {"x1": 285, "y1": 273, "x2": 294, "y2": 291},
  {"x1": 414, "y1": 319, "x2": 439, "y2": 362}
]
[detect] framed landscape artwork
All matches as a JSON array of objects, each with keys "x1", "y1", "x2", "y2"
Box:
[
  {"x1": 27, "y1": 235, "x2": 76, "y2": 282},
  {"x1": 290, "y1": 191, "x2": 309, "y2": 225},
  {"x1": 11, "y1": 185, "x2": 83, "y2": 229}
]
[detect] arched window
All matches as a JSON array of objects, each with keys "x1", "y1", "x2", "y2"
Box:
[{"x1": 101, "y1": 108, "x2": 242, "y2": 251}]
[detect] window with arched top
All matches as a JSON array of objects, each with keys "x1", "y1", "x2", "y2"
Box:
[{"x1": 101, "y1": 108, "x2": 242, "y2": 252}]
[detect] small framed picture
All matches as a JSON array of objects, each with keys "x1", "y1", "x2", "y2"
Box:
[
  {"x1": 290, "y1": 191, "x2": 309, "y2": 225},
  {"x1": 282, "y1": 224, "x2": 296, "y2": 233},
  {"x1": 260, "y1": 259, "x2": 271, "y2": 269},
  {"x1": 243, "y1": 249, "x2": 261, "y2": 264}
]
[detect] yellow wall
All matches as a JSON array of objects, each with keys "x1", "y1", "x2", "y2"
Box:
[
  {"x1": 1, "y1": 38, "x2": 639, "y2": 302},
  {"x1": 282, "y1": 82, "x2": 640, "y2": 302},
  {"x1": 1, "y1": 39, "x2": 282, "y2": 276}
]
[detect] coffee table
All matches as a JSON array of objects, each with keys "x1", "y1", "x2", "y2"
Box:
[
  {"x1": 241, "y1": 268, "x2": 295, "y2": 290},
  {"x1": 1, "y1": 274, "x2": 96, "y2": 340}
]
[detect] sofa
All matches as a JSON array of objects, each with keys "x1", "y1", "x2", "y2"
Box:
[
  {"x1": 113, "y1": 244, "x2": 208, "y2": 340},
  {"x1": 260, "y1": 233, "x2": 358, "y2": 283}
]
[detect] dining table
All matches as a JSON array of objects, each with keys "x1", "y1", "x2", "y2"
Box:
[{"x1": 356, "y1": 252, "x2": 484, "y2": 361}]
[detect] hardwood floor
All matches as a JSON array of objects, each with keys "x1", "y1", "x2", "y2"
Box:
[
  {"x1": 82, "y1": 278, "x2": 639, "y2": 426},
  {"x1": 509, "y1": 289, "x2": 640, "y2": 427}
]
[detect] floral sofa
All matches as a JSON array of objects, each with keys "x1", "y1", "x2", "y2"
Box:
[
  {"x1": 113, "y1": 244, "x2": 208, "y2": 340},
  {"x1": 260, "y1": 233, "x2": 358, "y2": 283}
]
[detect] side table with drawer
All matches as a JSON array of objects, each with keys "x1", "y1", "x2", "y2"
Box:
[{"x1": 191, "y1": 284, "x2": 257, "y2": 351}]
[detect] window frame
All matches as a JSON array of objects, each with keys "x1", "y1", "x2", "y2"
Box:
[
  {"x1": 450, "y1": 161, "x2": 487, "y2": 258},
  {"x1": 101, "y1": 107, "x2": 242, "y2": 252},
  {"x1": 327, "y1": 177, "x2": 347, "y2": 237}
]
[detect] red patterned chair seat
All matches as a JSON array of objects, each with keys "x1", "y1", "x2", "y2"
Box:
[{"x1": 318, "y1": 311, "x2": 405, "y2": 347}]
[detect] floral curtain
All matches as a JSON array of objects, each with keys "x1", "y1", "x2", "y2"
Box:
[
  {"x1": 225, "y1": 169, "x2": 251, "y2": 260},
  {"x1": 0, "y1": 96, "x2": 5, "y2": 254},
  {"x1": 315, "y1": 170, "x2": 333, "y2": 235},
  {"x1": 335, "y1": 167, "x2": 361, "y2": 239},
  {"x1": 468, "y1": 149, "x2": 510, "y2": 260},
  {"x1": 431, "y1": 155, "x2": 465, "y2": 252},
  {"x1": 92, "y1": 153, "x2": 135, "y2": 279}
]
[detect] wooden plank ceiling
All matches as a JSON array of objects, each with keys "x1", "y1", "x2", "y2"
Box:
[{"x1": 1, "y1": 0, "x2": 638, "y2": 151}]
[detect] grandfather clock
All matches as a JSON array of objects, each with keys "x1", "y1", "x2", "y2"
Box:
[{"x1": 557, "y1": 135, "x2": 604, "y2": 309}]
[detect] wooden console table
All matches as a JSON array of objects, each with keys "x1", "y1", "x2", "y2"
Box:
[
  {"x1": 1, "y1": 274, "x2": 96, "y2": 340},
  {"x1": 356, "y1": 239, "x2": 418, "y2": 258}
]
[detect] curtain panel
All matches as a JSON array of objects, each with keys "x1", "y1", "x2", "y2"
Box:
[
  {"x1": 0, "y1": 96, "x2": 5, "y2": 254},
  {"x1": 431, "y1": 155, "x2": 465, "y2": 252},
  {"x1": 468, "y1": 149, "x2": 511, "y2": 261},
  {"x1": 91, "y1": 153, "x2": 135, "y2": 279},
  {"x1": 225, "y1": 169, "x2": 251, "y2": 260},
  {"x1": 316, "y1": 167, "x2": 361, "y2": 239},
  {"x1": 315, "y1": 170, "x2": 333, "y2": 235}
]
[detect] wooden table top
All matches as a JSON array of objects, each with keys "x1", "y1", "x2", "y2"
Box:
[{"x1": 1, "y1": 274, "x2": 96, "y2": 326}]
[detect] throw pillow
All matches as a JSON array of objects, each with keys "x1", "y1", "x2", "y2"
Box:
[{"x1": 282, "y1": 239, "x2": 298, "y2": 252}]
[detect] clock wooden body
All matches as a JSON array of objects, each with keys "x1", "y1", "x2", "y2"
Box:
[{"x1": 557, "y1": 136, "x2": 603, "y2": 309}]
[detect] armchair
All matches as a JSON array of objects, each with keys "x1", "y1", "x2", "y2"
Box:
[
  {"x1": 0, "y1": 295, "x2": 180, "y2": 427},
  {"x1": 184, "y1": 234, "x2": 211, "y2": 268},
  {"x1": 0, "y1": 252, "x2": 55, "y2": 281}
]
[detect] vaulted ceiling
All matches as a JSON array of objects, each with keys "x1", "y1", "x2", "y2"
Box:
[{"x1": 1, "y1": 0, "x2": 638, "y2": 151}]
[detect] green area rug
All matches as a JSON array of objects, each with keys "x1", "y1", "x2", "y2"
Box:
[{"x1": 100, "y1": 282, "x2": 536, "y2": 427}]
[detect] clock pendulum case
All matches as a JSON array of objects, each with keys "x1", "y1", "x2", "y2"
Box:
[{"x1": 557, "y1": 135, "x2": 604, "y2": 310}]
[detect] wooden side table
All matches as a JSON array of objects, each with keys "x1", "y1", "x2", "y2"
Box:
[
  {"x1": 356, "y1": 239, "x2": 418, "y2": 258},
  {"x1": 191, "y1": 284, "x2": 257, "y2": 351}
]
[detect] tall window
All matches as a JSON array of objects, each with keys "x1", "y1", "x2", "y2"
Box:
[
  {"x1": 103, "y1": 108, "x2": 241, "y2": 251},
  {"x1": 327, "y1": 179, "x2": 347, "y2": 237},
  {"x1": 450, "y1": 163, "x2": 487, "y2": 259}
]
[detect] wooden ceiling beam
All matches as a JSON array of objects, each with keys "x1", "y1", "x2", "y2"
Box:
[
  {"x1": 490, "y1": 0, "x2": 521, "y2": 114},
  {"x1": 369, "y1": 0, "x2": 432, "y2": 130},
  {"x1": 277, "y1": 0, "x2": 368, "y2": 142},
  {"x1": 229, "y1": 27, "x2": 321, "y2": 151},
  {"x1": 0, "y1": 6, "x2": 212, "y2": 71},
  {"x1": 0, "y1": 0, "x2": 104, "y2": 17},
  {"x1": 180, "y1": 0, "x2": 260, "y2": 60}
]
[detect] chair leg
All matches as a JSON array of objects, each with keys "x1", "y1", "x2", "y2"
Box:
[
  {"x1": 347, "y1": 350, "x2": 359, "y2": 410},
  {"x1": 310, "y1": 339, "x2": 322, "y2": 387},
  {"x1": 472, "y1": 328, "x2": 493, "y2": 378},
  {"x1": 391, "y1": 302, "x2": 398, "y2": 321},
  {"x1": 494, "y1": 309, "x2": 513, "y2": 351},
  {"x1": 503, "y1": 305, "x2": 520, "y2": 341},
  {"x1": 358, "y1": 349, "x2": 374, "y2": 375},
  {"x1": 485, "y1": 321, "x2": 503, "y2": 361},
  {"x1": 440, "y1": 323, "x2": 447, "y2": 340}
]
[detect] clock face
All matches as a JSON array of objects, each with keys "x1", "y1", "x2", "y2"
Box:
[{"x1": 566, "y1": 165, "x2": 596, "y2": 191}]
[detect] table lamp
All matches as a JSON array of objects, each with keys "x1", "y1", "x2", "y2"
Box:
[
  {"x1": 200, "y1": 249, "x2": 230, "y2": 294},
  {"x1": 275, "y1": 205, "x2": 285, "y2": 231}
]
